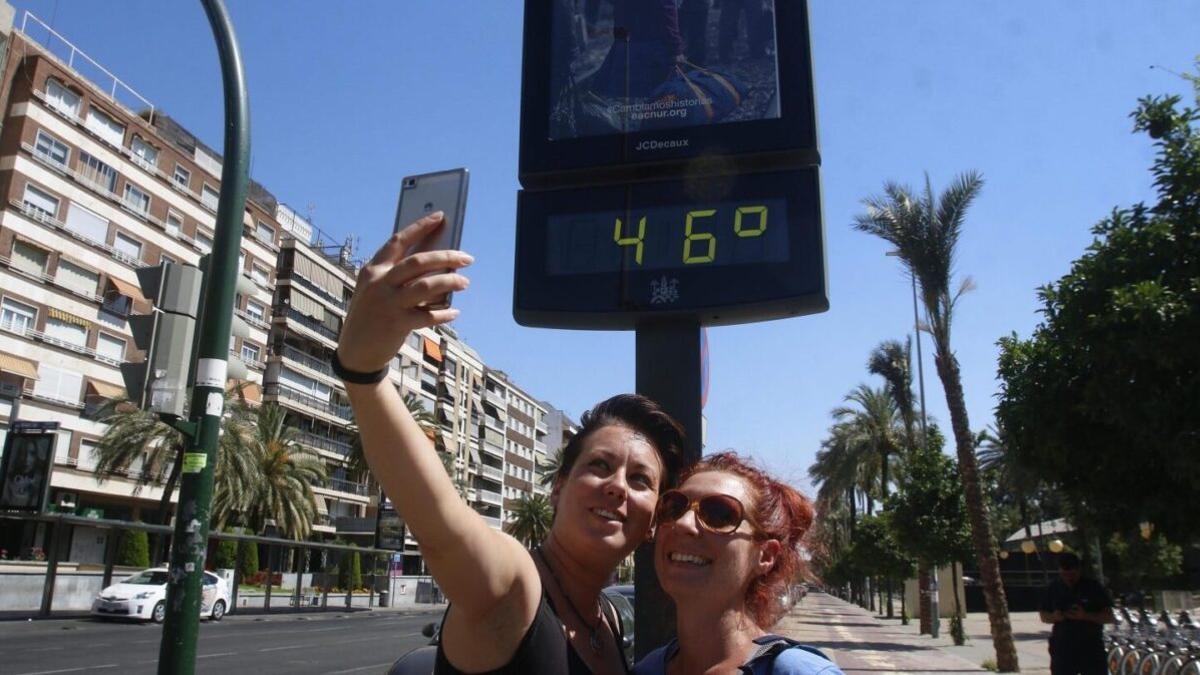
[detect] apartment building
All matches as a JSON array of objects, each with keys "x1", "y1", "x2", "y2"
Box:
[{"x1": 0, "y1": 10, "x2": 578, "y2": 569}]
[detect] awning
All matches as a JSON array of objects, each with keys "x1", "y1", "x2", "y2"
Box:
[
  {"x1": 293, "y1": 252, "x2": 342, "y2": 298},
  {"x1": 289, "y1": 288, "x2": 325, "y2": 321},
  {"x1": 48, "y1": 308, "x2": 91, "y2": 328},
  {"x1": 106, "y1": 275, "x2": 146, "y2": 302},
  {"x1": 0, "y1": 353, "x2": 39, "y2": 379},
  {"x1": 86, "y1": 379, "x2": 126, "y2": 399},
  {"x1": 423, "y1": 337, "x2": 443, "y2": 362},
  {"x1": 229, "y1": 380, "x2": 262, "y2": 403}
]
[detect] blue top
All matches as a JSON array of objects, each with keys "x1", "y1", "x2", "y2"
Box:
[{"x1": 633, "y1": 636, "x2": 844, "y2": 675}]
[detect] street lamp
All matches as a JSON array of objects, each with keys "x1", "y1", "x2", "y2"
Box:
[
  {"x1": 886, "y1": 250, "x2": 936, "y2": 636},
  {"x1": 1048, "y1": 539, "x2": 1064, "y2": 553}
]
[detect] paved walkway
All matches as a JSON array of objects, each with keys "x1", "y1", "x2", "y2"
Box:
[{"x1": 777, "y1": 592, "x2": 1052, "y2": 673}]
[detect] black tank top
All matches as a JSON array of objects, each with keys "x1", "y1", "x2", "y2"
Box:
[{"x1": 433, "y1": 593, "x2": 626, "y2": 675}]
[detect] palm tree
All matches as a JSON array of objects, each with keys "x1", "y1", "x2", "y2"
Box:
[
  {"x1": 854, "y1": 172, "x2": 1018, "y2": 671},
  {"x1": 504, "y1": 493, "x2": 553, "y2": 549},
  {"x1": 92, "y1": 392, "x2": 256, "y2": 528},
  {"x1": 868, "y1": 338, "x2": 918, "y2": 457},
  {"x1": 833, "y1": 384, "x2": 901, "y2": 503},
  {"x1": 236, "y1": 404, "x2": 327, "y2": 540}
]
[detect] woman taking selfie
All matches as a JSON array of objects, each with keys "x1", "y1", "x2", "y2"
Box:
[
  {"x1": 337, "y1": 213, "x2": 685, "y2": 674},
  {"x1": 635, "y1": 452, "x2": 842, "y2": 675}
]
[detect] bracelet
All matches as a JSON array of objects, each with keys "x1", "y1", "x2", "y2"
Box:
[{"x1": 331, "y1": 349, "x2": 389, "y2": 385}]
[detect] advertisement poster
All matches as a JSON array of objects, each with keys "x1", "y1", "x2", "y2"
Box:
[
  {"x1": 0, "y1": 430, "x2": 54, "y2": 512},
  {"x1": 550, "y1": 0, "x2": 781, "y2": 140}
]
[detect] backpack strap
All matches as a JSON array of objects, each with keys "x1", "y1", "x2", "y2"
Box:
[{"x1": 739, "y1": 635, "x2": 832, "y2": 674}]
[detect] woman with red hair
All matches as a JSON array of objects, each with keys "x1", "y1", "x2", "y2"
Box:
[{"x1": 634, "y1": 452, "x2": 843, "y2": 674}]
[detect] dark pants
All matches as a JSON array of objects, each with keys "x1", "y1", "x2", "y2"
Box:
[{"x1": 1049, "y1": 641, "x2": 1107, "y2": 675}]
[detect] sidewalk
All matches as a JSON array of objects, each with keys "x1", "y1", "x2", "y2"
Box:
[{"x1": 777, "y1": 592, "x2": 1052, "y2": 673}]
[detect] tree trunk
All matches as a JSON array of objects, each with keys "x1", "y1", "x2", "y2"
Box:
[
  {"x1": 886, "y1": 578, "x2": 894, "y2": 618},
  {"x1": 880, "y1": 451, "x2": 890, "y2": 501},
  {"x1": 919, "y1": 564, "x2": 932, "y2": 634},
  {"x1": 935, "y1": 352, "x2": 1019, "y2": 672}
]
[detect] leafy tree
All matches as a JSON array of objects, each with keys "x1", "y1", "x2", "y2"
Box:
[
  {"x1": 1105, "y1": 531, "x2": 1184, "y2": 593},
  {"x1": 212, "y1": 538, "x2": 238, "y2": 570},
  {"x1": 116, "y1": 528, "x2": 150, "y2": 568},
  {"x1": 849, "y1": 513, "x2": 915, "y2": 618},
  {"x1": 997, "y1": 70, "x2": 1200, "y2": 542},
  {"x1": 868, "y1": 338, "x2": 918, "y2": 457},
  {"x1": 505, "y1": 493, "x2": 554, "y2": 549},
  {"x1": 855, "y1": 172, "x2": 1018, "y2": 670},
  {"x1": 832, "y1": 384, "x2": 901, "y2": 503},
  {"x1": 238, "y1": 540, "x2": 259, "y2": 580},
  {"x1": 338, "y1": 550, "x2": 363, "y2": 591}
]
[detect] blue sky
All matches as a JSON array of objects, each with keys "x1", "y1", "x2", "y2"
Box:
[{"x1": 12, "y1": 1, "x2": 1196, "y2": 494}]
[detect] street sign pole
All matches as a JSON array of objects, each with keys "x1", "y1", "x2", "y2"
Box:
[
  {"x1": 157, "y1": 0, "x2": 249, "y2": 672},
  {"x1": 633, "y1": 319, "x2": 703, "y2": 659}
]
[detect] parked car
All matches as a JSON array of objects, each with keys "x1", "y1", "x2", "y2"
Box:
[
  {"x1": 91, "y1": 567, "x2": 230, "y2": 623},
  {"x1": 388, "y1": 584, "x2": 636, "y2": 674}
]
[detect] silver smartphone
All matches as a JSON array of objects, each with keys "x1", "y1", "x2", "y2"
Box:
[{"x1": 392, "y1": 168, "x2": 469, "y2": 309}]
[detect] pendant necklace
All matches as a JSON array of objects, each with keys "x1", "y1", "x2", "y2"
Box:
[{"x1": 535, "y1": 547, "x2": 604, "y2": 654}]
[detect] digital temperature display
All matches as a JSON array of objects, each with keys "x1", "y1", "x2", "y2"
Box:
[
  {"x1": 546, "y1": 200, "x2": 789, "y2": 276},
  {"x1": 514, "y1": 168, "x2": 827, "y2": 329}
]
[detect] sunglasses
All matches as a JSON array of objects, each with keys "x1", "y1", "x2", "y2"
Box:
[{"x1": 656, "y1": 490, "x2": 749, "y2": 534}]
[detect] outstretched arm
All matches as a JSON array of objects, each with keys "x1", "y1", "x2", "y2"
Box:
[{"x1": 338, "y1": 213, "x2": 540, "y2": 623}]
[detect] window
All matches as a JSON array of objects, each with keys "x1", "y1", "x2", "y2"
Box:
[
  {"x1": 201, "y1": 184, "x2": 220, "y2": 211},
  {"x1": 45, "y1": 316, "x2": 87, "y2": 347},
  {"x1": 122, "y1": 183, "x2": 150, "y2": 216},
  {"x1": 113, "y1": 233, "x2": 142, "y2": 261},
  {"x1": 79, "y1": 152, "x2": 118, "y2": 194},
  {"x1": 240, "y1": 342, "x2": 260, "y2": 364},
  {"x1": 22, "y1": 184, "x2": 59, "y2": 219},
  {"x1": 34, "y1": 130, "x2": 70, "y2": 167},
  {"x1": 245, "y1": 300, "x2": 265, "y2": 322},
  {"x1": 173, "y1": 164, "x2": 191, "y2": 188},
  {"x1": 251, "y1": 264, "x2": 270, "y2": 286},
  {"x1": 130, "y1": 136, "x2": 158, "y2": 168},
  {"x1": 56, "y1": 260, "x2": 99, "y2": 297},
  {"x1": 255, "y1": 221, "x2": 274, "y2": 245},
  {"x1": 165, "y1": 211, "x2": 183, "y2": 238},
  {"x1": 33, "y1": 363, "x2": 83, "y2": 405},
  {"x1": 0, "y1": 298, "x2": 37, "y2": 333},
  {"x1": 279, "y1": 367, "x2": 331, "y2": 401},
  {"x1": 195, "y1": 230, "x2": 213, "y2": 253},
  {"x1": 85, "y1": 107, "x2": 125, "y2": 146},
  {"x1": 65, "y1": 203, "x2": 110, "y2": 244},
  {"x1": 45, "y1": 79, "x2": 80, "y2": 117},
  {"x1": 11, "y1": 240, "x2": 49, "y2": 276},
  {"x1": 96, "y1": 333, "x2": 126, "y2": 363}
]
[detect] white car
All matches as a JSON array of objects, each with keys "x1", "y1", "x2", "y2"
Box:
[{"x1": 91, "y1": 568, "x2": 230, "y2": 623}]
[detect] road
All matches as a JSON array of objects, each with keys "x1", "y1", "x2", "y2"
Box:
[{"x1": 1, "y1": 608, "x2": 441, "y2": 675}]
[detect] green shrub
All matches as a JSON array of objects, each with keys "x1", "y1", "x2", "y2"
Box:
[
  {"x1": 212, "y1": 539, "x2": 237, "y2": 570},
  {"x1": 338, "y1": 551, "x2": 362, "y2": 591},
  {"x1": 116, "y1": 529, "x2": 149, "y2": 568},
  {"x1": 238, "y1": 541, "x2": 258, "y2": 580}
]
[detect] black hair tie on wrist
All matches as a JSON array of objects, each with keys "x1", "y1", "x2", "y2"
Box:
[{"x1": 331, "y1": 350, "x2": 389, "y2": 385}]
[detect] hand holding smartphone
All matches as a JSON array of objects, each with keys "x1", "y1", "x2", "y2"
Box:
[{"x1": 393, "y1": 168, "x2": 470, "y2": 309}]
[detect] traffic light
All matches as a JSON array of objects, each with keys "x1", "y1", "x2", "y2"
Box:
[
  {"x1": 191, "y1": 254, "x2": 255, "y2": 386},
  {"x1": 120, "y1": 262, "x2": 203, "y2": 418}
]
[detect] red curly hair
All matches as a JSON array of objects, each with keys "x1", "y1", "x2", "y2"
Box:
[{"x1": 680, "y1": 452, "x2": 814, "y2": 628}]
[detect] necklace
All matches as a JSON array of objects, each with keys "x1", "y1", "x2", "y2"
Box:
[{"x1": 535, "y1": 547, "x2": 605, "y2": 654}]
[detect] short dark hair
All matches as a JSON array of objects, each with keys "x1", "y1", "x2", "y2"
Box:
[
  {"x1": 1059, "y1": 552, "x2": 1082, "y2": 570},
  {"x1": 555, "y1": 394, "x2": 685, "y2": 491}
]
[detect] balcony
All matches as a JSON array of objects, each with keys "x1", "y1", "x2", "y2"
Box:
[
  {"x1": 480, "y1": 464, "x2": 504, "y2": 482},
  {"x1": 477, "y1": 489, "x2": 503, "y2": 507},
  {"x1": 335, "y1": 517, "x2": 375, "y2": 534},
  {"x1": 295, "y1": 430, "x2": 353, "y2": 457},
  {"x1": 536, "y1": 420, "x2": 548, "y2": 435},
  {"x1": 327, "y1": 477, "x2": 369, "y2": 497},
  {"x1": 276, "y1": 306, "x2": 339, "y2": 342},
  {"x1": 1, "y1": 322, "x2": 122, "y2": 367},
  {"x1": 482, "y1": 515, "x2": 502, "y2": 529},
  {"x1": 484, "y1": 416, "x2": 504, "y2": 433},
  {"x1": 534, "y1": 440, "x2": 547, "y2": 454},
  {"x1": 288, "y1": 273, "x2": 348, "y2": 312},
  {"x1": 264, "y1": 384, "x2": 352, "y2": 422},
  {"x1": 484, "y1": 389, "x2": 505, "y2": 409},
  {"x1": 481, "y1": 440, "x2": 504, "y2": 460},
  {"x1": 280, "y1": 344, "x2": 333, "y2": 378}
]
